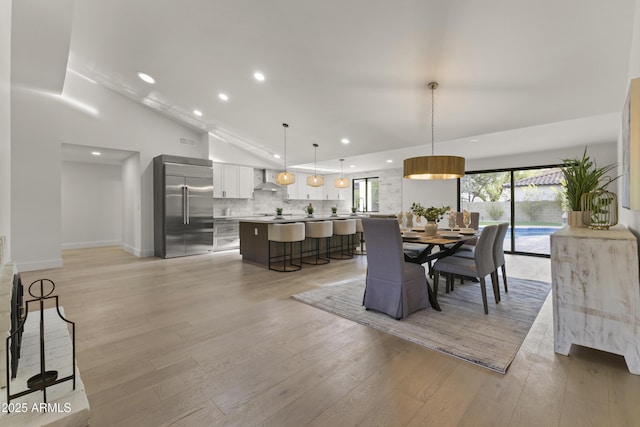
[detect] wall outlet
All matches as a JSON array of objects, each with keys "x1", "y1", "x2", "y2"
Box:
[{"x1": 254, "y1": 228, "x2": 258, "y2": 235}]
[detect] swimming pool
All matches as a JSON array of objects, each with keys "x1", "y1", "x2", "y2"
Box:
[{"x1": 479, "y1": 225, "x2": 562, "y2": 237}]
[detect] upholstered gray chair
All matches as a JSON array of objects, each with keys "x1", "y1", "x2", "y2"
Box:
[
  {"x1": 455, "y1": 211, "x2": 480, "y2": 252},
  {"x1": 455, "y1": 211, "x2": 480, "y2": 230},
  {"x1": 361, "y1": 218, "x2": 430, "y2": 319},
  {"x1": 432, "y1": 224, "x2": 499, "y2": 314},
  {"x1": 454, "y1": 222, "x2": 509, "y2": 299}
]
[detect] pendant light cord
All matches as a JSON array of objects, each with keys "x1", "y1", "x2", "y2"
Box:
[
  {"x1": 313, "y1": 143, "x2": 318, "y2": 176},
  {"x1": 430, "y1": 82, "x2": 436, "y2": 156},
  {"x1": 283, "y1": 123, "x2": 288, "y2": 171}
]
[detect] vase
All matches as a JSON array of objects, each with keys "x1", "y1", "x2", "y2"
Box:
[
  {"x1": 425, "y1": 221, "x2": 438, "y2": 236},
  {"x1": 567, "y1": 210, "x2": 589, "y2": 228}
]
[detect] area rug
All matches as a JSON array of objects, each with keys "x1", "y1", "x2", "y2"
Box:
[{"x1": 291, "y1": 276, "x2": 551, "y2": 374}]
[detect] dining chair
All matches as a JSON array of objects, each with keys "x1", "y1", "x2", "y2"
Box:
[
  {"x1": 493, "y1": 222, "x2": 509, "y2": 295},
  {"x1": 361, "y1": 218, "x2": 430, "y2": 319},
  {"x1": 432, "y1": 224, "x2": 499, "y2": 314},
  {"x1": 455, "y1": 211, "x2": 480, "y2": 252},
  {"x1": 453, "y1": 222, "x2": 509, "y2": 299}
]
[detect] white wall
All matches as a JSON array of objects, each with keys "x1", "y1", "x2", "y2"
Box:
[
  {"x1": 121, "y1": 153, "x2": 141, "y2": 255},
  {"x1": 620, "y1": 0, "x2": 640, "y2": 231},
  {"x1": 465, "y1": 142, "x2": 617, "y2": 172},
  {"x1": 11, "y1": 71, "x2": 205, "y2": 271},
  {"x1": 61, "y1": 161, "x2": 122, "y2": 249},
  {"x1": 0, "y1": 1, "x2": 11, "y2": 262},
  {"x1": 403, "y1": 177, "x2": 458, "y2": 213}
]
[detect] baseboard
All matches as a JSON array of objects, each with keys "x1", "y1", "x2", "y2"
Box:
[
  {"x1": 120, "y1": 244, "x2": 154, "y2": 258},
  {"x1": 61, "y1": 240, "x2": 121, "y2": 250},
  {"x1": 16, "y1": 258, "x2": 63, "y2": 272}
]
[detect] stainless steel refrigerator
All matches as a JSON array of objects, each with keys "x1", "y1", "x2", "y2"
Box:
[{"x1": 154, "y1": 155, "x2": 214, "y2": 258}]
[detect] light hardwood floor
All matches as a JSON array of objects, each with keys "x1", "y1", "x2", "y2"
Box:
[{"x1": 19, "y1": 247, "x2": 640, "y2": 426}]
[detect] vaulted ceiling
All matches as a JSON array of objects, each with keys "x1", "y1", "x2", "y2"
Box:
[{"x1": 64, "y1": 0, "x2": 635, "y2": 172}]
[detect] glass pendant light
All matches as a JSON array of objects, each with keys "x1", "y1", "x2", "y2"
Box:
[
  {"x1": 335, "y1": 158, "x2": 349, "y2": 188},
  {"x1": 307, "y1": 143, "x2": 324, "y2": 187},
  {"x1": 403, "y1": 82, "x2": 465, "y2": 179},
  {"x1": 275, "y1": 123, "x2": 295, "y2": 185}
]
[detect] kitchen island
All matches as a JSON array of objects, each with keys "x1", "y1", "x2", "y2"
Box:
[{"x1": 239, "y1": 215, "x2": 363, "y2": 265}]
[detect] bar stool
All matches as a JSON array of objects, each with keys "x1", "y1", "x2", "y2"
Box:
[
  {"x1": 303, "y1": 221, "x2": 333, "y2": 265},
  {"x1": 330, "y1": 219, "x2": 356, "y2": 259},
  {"x1": 355, "y1": 218, "x2": 365, "y2": 255},
  {"x1": 268, "y1": 222, "x2": 305, "y2": 272}
]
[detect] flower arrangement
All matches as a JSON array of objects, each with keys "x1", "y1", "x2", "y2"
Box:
[{"x1": 410, "y1": 203, "x2": 450, "y2": 222}]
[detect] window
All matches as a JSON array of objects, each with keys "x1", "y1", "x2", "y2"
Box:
[
  {"x1": 352, "y1": 177, "x2": 379, "y2": 212},
  {"x1": 458, "y1": 165, "x2": 564, "y2": 257}
]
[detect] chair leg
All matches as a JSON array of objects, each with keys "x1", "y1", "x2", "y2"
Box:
[
  {"x1": 491, "y1": 271, "x2": 500, "y2": 303},
  {"x1": 479, "y1": 277, "x2": 489, "y2": 314},
  {"x1": 433, "y1": 270, "x2": 440, "y2": 296},
  {"x1": 501, "y1": 264, "x2": 508, "y2": 293}
]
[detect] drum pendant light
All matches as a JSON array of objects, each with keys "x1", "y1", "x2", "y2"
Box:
[
  {"x1": 275, "y1": 123, "x2": 295, "y2": 185},
  {"x1": 335, "y1": 158, "x2": 349, "y2": 188},
  {"x1": 307, "y1": 143, "x2": 324, "y2": 187},
  {"x1": 403, "y1": 82, "x2": 465, "y2": 179}
]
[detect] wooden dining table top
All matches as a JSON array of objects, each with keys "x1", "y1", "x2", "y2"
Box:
[{"x1": 401, "y1": 229, "x2": 478, "y2": 245}]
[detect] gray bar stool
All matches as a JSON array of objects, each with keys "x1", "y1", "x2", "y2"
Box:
[
  {"x1": 330, "y1": 219, "x2": 356, "y2": 259},
  {"x1": 303, "y1": 221, "x2": 333, "y2": 265},
  {"x1": 268, "y1": 222, "x2": 305, "y2": 272}
]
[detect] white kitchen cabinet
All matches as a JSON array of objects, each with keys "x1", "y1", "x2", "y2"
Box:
[
  {"x1": 321, "y1": 173, "x2": 349, "y2": 200},
  {"x1": 237, "y1": 166, "x2": 254, "y2": 198},
  {"x1": 213, "y1": 163, "x2": 254, "y2": 199},
  {"x1": 286, "y1": 173, "x2": 328, "y2": 200}
]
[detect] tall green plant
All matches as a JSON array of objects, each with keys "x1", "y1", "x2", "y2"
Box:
[{"x1": 561, "y1": 148, "x2": 618, "y2": 211}]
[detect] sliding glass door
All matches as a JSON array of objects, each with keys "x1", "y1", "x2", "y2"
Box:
[{"x1": 459, "y1": 166, "x2": 564, "y2": 257}]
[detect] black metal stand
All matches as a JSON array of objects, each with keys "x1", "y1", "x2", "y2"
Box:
[{"x1": 5, "y1": 279, "x2": 76, "y2": 412}]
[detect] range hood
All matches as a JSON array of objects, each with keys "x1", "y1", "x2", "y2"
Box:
[{"x1": 254, "y1": 169, "x2": 282, "y2": 192}]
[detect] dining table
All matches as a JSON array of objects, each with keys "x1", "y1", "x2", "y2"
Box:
[{"x1": 402, "y1": 229, "x2": 479, "y2": 311}]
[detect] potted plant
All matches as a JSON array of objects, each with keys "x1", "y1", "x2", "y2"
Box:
[
  {"x1": 560, "y1": 148, "x2": 618, "y2": 227},
  {"x1": 351, "y1": 206, "x2": 357, "y2": 215},
  {"x1": 275, "y1": 207, "x2": 283, "y2": 218},
  {"x1": 410, "y1": 203, "x2": 450, "y2": 235},
  {"x1": 331, "y1": 206, "x2": 338, "y2": 216},
  {"x1": 306, "y1": 203, "x2": 314, "y2": 217}
]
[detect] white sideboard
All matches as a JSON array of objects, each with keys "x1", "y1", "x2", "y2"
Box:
[{"x1": 550, "y1": 225, "x2": 640, "y2": 374}]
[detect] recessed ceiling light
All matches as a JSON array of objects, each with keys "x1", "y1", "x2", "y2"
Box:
[
  {"x1": 470, "y1": 139, "x2": 479, "y2": 142},
  {"x1": 218, "y1": 93, "x2": 229, "y2": 101},
  {"x1": 91, "y1": 151, "x2": 101, "y2": 156},
  {"x1": 341, "y1": 138, "x2": 350, "y2": 144},
  {"x1": 386, "y1": 159, "x2": 393, "y2": 163},
  {"x1": 193, "y1": 109, "x2": 203, "y2": 117},
  {"x1": 273, "y1": 154, "x2": 281, "y2": 159},
  {"x1": 137, "y1": 72, "x2": 155, "y2": 84},
  {"x1": 254, "y1": 72, "x2": 265, "y2": 81},
  {"x1": 349, "y1": 164, "x2": 355, "y2": 168}
]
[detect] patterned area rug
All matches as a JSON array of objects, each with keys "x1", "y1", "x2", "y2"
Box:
[{"x1": 291, "y1": 276, "x2": 551, "y2": 374}]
